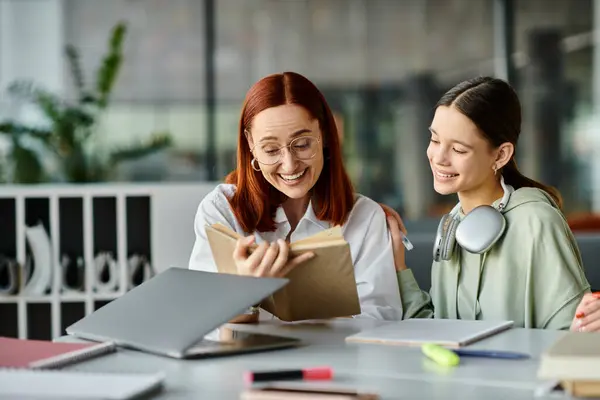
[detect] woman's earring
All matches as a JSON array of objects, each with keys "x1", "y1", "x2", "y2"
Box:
[
  {"x1": 493, "y1": 165, "x2": 498, "y2": 175},
  {"x1": 251, "y1": 158, "x2": 261, "y2": 172}
]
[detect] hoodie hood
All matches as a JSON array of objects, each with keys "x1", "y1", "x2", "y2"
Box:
[
  {"x1": 501, "y1": 187, "x2": 560, "y2": 213},
  {"x1": 451, "y1": 186, "x2": 559, "y2": 219}
]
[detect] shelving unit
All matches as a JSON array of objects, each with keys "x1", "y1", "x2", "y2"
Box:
[{"x1": 0, "y1": 182, "x2": 217, "y2": 340}]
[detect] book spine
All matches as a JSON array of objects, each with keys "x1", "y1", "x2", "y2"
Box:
[{"x1": 29, "y1": 341, "x2": 117, "y2": 369}]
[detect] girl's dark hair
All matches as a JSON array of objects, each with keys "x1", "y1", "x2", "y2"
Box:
[{"x1": 436, "y1": 76, "x2": 562, "y2": 208}]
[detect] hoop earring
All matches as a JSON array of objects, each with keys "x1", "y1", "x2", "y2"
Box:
[{"x1": 251, "y1": 158, "x2": 261, "y2": 172}]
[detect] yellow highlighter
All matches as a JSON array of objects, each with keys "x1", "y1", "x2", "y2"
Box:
[{"x1": 422, "y1": 343, "x2": 460, "y2": 367}]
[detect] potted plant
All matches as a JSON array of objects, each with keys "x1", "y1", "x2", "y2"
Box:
[{"x1": 0, "y1": 21, "x2": 172, "y2": 183}]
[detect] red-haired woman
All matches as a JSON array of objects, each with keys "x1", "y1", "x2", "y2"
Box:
[{"x1": 189, "y1": 72, "x2": 424, "y2": 321}]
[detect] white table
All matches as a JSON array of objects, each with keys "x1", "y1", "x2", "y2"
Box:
[{"x1": 58, "y1": 319, "x2": 571, "y2": 399}]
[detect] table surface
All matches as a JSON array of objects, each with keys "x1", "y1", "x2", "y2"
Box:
[{"x1": 55, "y1": 318, "x2": 575, "y2": 400}]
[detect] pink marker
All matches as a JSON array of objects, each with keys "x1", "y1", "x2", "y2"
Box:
[{"x1": 244, "y1": 366, "x2": 333, "y2": 385}]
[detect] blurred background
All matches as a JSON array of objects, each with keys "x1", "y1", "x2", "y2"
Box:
[
  {"x1": 1, "y1": 0, "x2": 598, "y2": 222},
  {"x1": 1, "y1": 0, "x2": 600, "y2": 340}
]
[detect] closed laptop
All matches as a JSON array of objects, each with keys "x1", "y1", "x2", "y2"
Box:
[{"x1": 66, "y1": 268, "x2": 299, "y2": 358}]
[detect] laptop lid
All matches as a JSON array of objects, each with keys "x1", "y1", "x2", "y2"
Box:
[{"x1": 66, "y1": 268, "x2": 288, "y2": 358}]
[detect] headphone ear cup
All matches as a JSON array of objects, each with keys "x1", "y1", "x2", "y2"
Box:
[
  {"x1": 442, "y1": 217, "x2": 460, "y2": 260},
  {"x1": 434, "y1": 214, "x2": 458, "y2": 262},
  {"x1": 433, "y1": 214, "x2": 449, "y2": 262},
  {"x1": 455, "y1": 206, "x2": 507, "y2": 254}
]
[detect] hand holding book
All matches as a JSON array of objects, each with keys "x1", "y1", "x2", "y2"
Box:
[
  {"x1": 206, "y1": 223, "x2": 361, "y2": 321},
  {"x1": 233, "y1": 235, "x2": 315, "y2": 278}
]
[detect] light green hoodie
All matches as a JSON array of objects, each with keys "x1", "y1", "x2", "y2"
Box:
[{"x1": 397, "y1": 187, "x2": 590, "y2": 329}]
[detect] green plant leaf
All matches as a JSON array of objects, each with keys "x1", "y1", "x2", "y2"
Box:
[
  {"x1": 64, "y1": 107, "x2": 95, "y2": 128},
  {"x1": 80, "y1": 93, "x2": 99, "y2": 105},
  {"x1": 0, "y1": 20, "x2": 144, "y2": 183},
  {"x1": 109, "y1": 132, "x2": 173, "y2": 164},
  {"x1": 0, "y1": 121, "x2": 53, "y2": 143},
  {"x1": 95, "y1": 22, "x2": 127, "y2": 108},
  {"x1": 10, "y1": 138, "x2": 45, "y2": 183},
  {"x1": 65, "y1": 44, "x2": 86, "y2": 101},
  {"x1": 0, "y1": 160, "x2": 6, "y2": 183},
  {"x1": 7, "y1": 81, "x2": 64, "y2": 122}
]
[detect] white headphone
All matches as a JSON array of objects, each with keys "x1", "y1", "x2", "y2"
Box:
[{"x1": 433, "y1": 176, "x2": 514, "y2": 262}]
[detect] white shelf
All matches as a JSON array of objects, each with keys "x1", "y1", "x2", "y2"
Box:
[
  {"x1": 0, "y1": 296, "x2": 19, "y2": 303},
  {"x1": 0, "y1": 293, "x2": 123, "y2": 304},
  {"x1": 17, "y1": 296, "x2": 54, "y2": 304},
  {"x1": 90, "y1": 293, "x2": 124, "y2": 301},
  {"x1": 1, "y1": 182, "x2": 216, "y2": 340},
  {"x1": 2, "y1": 187, "x2": 150, "y2": 339},
  {"x1": 55, "y1": 294, "x2": 87, "y2": 302}
]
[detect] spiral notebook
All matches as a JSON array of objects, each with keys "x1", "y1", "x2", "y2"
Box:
[
  {"x1": 0, "y1": 369, "x2": 164, "y2": 399},
  {"x1": 0, "y1": 336, "x2": 116, "y2": 369},
  {"x1": 345, "y1": 319, "x2": 514, "y2": 348}
]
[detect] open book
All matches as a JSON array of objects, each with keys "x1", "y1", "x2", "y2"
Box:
[{"x1": 205, "y1": 223, "x2": 361, "y2": 321}]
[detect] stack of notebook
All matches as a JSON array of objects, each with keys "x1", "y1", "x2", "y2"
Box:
[
  {"x1": 0, "y1": 336, "x2": 116, "y2": 369},
  {"x1": 538, "y1": 332, "x2": 600, "y2": 397},
  {"x1": 0, "y1": 336, "x2": 165, "y2": 399}
]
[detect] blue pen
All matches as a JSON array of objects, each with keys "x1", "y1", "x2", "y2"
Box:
[{"x1": 452, "y1": 349, "x2": 530, "y2": 360}]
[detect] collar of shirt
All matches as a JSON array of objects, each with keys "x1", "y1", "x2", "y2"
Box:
[{"x1": 261, "y1": 200, "x2": 331, "y2": 243}]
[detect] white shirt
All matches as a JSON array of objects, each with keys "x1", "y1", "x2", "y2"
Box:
[{"x1": 188, "y1": 184, "x2": 403, "y2": 320}]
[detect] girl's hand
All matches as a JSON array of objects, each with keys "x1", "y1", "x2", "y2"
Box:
[
  {"x1": 571, "y1": 292, "x2": 600, "y2": 332},
  {"x1": 380, "y1": 203, "x2": 408, "y2": 272}
]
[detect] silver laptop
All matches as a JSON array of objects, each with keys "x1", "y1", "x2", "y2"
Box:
[{"x1": 66, "y1": 268, "x2": 300, "y2": 359}]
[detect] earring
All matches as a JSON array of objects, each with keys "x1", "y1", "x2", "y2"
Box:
[
  {"x1": 251, "y1": 158, "x2": 261, "y2": 172},
  {"x1": 493, "y1": 165, "x2": 498, "y2": 175}
]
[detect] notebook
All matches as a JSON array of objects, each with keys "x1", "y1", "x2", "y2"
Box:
[
  {"x1": 538, "y1": 332, "x2": 600, "y2": 397},
  {"x1": 345, "y1": 319, "x2": 514, "y2": 348},
  {"x1": 0, "y1": 369, "x2": 164, "y2": 399},
  {"x1": 205, "y1": 223, "x2": 361, "y2": 321},
  {"x1": 0, "y1": 336, "x2": 116, "y2": 369}
]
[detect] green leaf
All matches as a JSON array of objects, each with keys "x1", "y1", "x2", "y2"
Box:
[
  {"x1": 62, "y1": 145, "x2": 89, "y2": 182},
  {"x1": 80, "y1": 93, "x2": 99, "y2": 105},
  {"x1": 10, "y1": 138, "x2": 45, "y2": 183},
  {"x1": 65, "y1": 44, "x2": 86, "y2": 101},
  {"x1": 0, "y1": 160, "x2": 6, "y2": 183},
  {"x1": 109, "y1": 132, "x2": 172, "y2": 164},
  {"x1": 63, "y1": 107, "x2": 95, "y2": 128},
  {"x1": 0, "y1": 121, "x2": 53, "y2": 143},
  {"x1": 8, "y1": 81, "x2": 64, "y2": 122},
  {"x1": 95, "y1": 22, "x2": 127, "y2": 108}
]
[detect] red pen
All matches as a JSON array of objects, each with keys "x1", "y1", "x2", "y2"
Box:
[{"x1": 244, "y1": 367, "x2": 333, "y2": 385}]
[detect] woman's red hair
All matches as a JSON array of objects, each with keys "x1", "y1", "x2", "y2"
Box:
[{"x1": 224, "y1": 72, "x2": 354, "y2": 233}]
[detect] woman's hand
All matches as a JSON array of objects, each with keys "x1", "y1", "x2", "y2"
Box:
[
  {"x1": 233, "y1": 236, "x2": 314, "y2": 278},
  {"x1": 379, "y1": 203, "x2": 408, "y2": 272},
  {"x1": 571, "y1": 292, "x2": 600, "y2": 332}
]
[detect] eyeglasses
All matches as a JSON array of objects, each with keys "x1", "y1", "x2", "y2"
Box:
[{"x1": 251, "y1": 136, "x2": 321, "y2": 165}]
